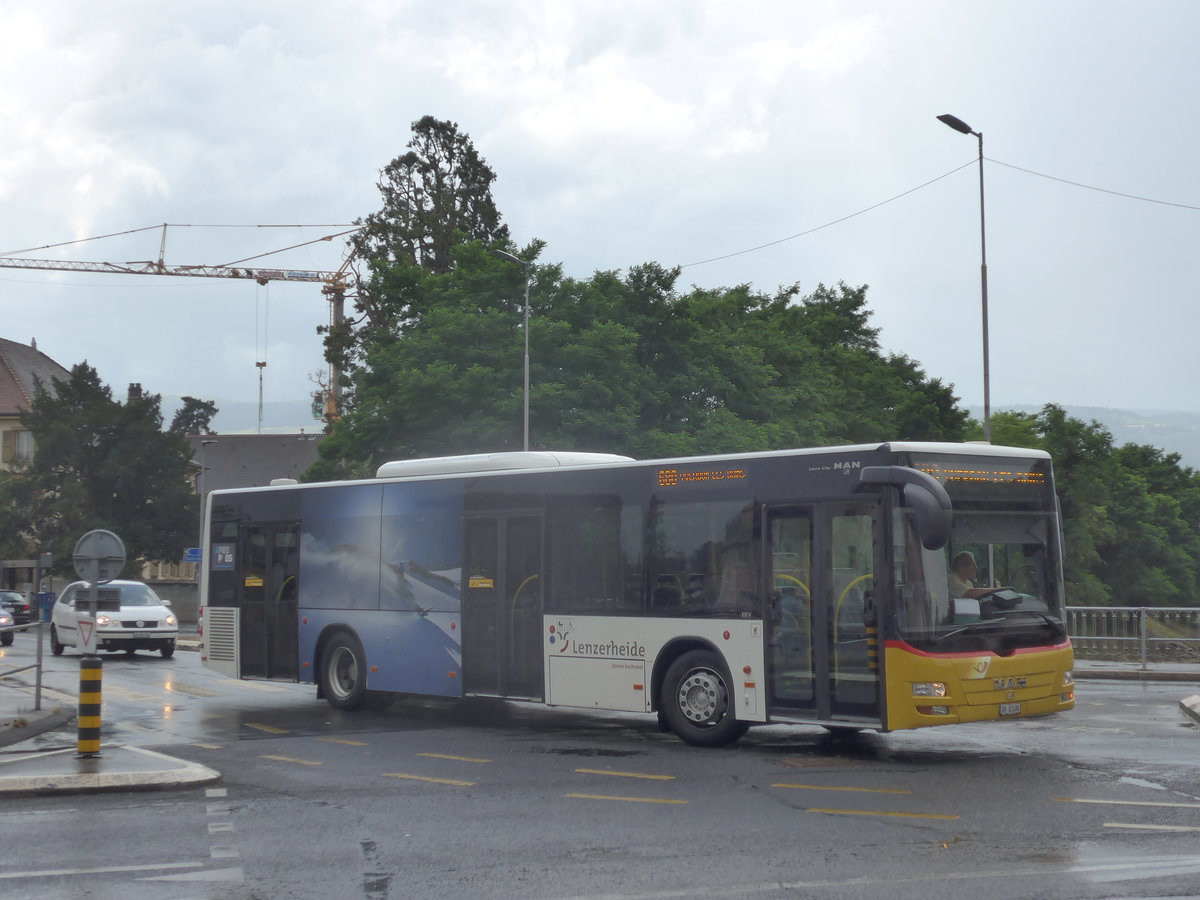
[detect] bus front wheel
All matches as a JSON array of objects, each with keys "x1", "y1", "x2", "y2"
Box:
[
  {"x1": 320, "y1": 632, "x2": 368, "y2": 710},
  {"x1": 661, "y1": 650, "x2": 748, "y2": 747}
]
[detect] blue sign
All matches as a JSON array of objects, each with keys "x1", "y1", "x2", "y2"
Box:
[{"x1": 183, "y1": 547, "x2": 202, "y2": 564}]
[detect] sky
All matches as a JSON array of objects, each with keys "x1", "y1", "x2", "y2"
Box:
[{"x1": 1, "y1": 1, "x2": 1197, "y2": 434}]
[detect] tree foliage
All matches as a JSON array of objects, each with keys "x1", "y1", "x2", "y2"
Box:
[
  {"x1": 310, "y1": 241, "x2": 968, "y2": 479},
  {"x1": 987, "y1": 405, "x2": 1200, "y2": 607},
  {"x1": 0, "y1": 364, "x2": 197, "y2": 576},
  {"x1": 169, "y1": 396, "x2": 218, "y2": 435},
  {"x1": 323, "y1": 116, "x2": 511, "y2": 387}
]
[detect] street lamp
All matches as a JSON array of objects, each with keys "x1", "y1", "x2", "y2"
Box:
[
  {"x1": 490, "y1": 249, "x2": 532, "y2": 451},
  {"x1": 937, "y1": 113, "x2": 991, "y2": 443}
]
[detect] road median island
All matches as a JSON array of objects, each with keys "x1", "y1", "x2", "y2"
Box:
[{"x1": 1181, "y1": 694, "x2": 1200, "y2": 727}]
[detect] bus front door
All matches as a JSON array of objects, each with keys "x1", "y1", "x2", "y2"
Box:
[
  {"x1": 766, "y1": 503, "x2": 882, "y2": 723},
  {"x1": 463, "y1": 513, "x2": 543, "y2": 699},
  {"x1": 238, "y1": 523, "x2": 300, "y2": 681},
  {"x1": 766, "y1": 507, "x2": 819, "y2": 716}
]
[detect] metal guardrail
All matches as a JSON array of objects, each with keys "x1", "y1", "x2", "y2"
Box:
[
  {"x1": 0, "y1": 621, "x2": 48, "y2": 709},
  {"x1": 1067, "y1": 606, "x2": 1200, "y2": 669}
]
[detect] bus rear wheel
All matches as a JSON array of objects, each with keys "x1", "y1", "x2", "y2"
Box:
[
  {"x1": 661, "y1": 649, "x2": 748, "y2": 747},
  {"x1": 320, "y1": 632, "x2": 367, "y2": 710}
]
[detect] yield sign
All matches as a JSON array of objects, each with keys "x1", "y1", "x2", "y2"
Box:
[{"x1": 78, "y1": 619, "x2": 95, "y2": 653}]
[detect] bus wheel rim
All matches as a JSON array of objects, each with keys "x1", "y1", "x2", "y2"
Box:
[
  {"x1": 678, "y1": 668, "x2": 725, "y2": 724},
  {"x1": 329, "y1": 646, "x2": 358, "y2": 699}
]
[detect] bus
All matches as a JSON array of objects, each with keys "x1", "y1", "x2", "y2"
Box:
[{"x1": 199, "y1": 442, "x2": 1075, "y2": 746}]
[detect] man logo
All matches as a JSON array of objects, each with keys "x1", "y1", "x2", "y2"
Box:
[{"x1": 993, "y1": 677, "x2": 1027, "y2": 690}]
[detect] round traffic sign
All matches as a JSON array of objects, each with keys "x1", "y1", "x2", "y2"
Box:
[{"x1": 72, "y1": 530, "x2": 127, "y2": 584}]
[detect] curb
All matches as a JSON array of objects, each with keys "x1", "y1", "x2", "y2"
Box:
[
  {"x1": 0, "y1": 707, "x2": 75, "y2": 749},
  {"x1": 1181, "y1": 694, "x2": 1200, "y2": 727},
  {"x1": 0, "y1": 745, "x2": 221, "y2": 796}
]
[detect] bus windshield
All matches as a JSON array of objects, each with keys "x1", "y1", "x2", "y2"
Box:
[{"x1": 892, "y1": 452, "x2": 1067, "y2": 654}]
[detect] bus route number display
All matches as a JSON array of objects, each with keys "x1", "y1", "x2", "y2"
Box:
[
  {"x1": 657, "y1": 467, "x2": 748, "y2": 488},
  {"x1": 212, "y1": 543, "x2": 236, "y2": 571}
]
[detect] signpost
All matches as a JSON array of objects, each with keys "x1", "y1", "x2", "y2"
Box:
[{"x1": 71, "y1": 530, "x2": 126, "y2": 758}]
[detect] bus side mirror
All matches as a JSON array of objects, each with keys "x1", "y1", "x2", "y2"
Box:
[{"x1": 858, "y1": 466, "x2": 952, "y2": 551}]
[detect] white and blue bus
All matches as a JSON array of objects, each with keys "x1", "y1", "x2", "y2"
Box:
[{"x1": 200, "y1": 443, "x2": 1074, "y2": 746}]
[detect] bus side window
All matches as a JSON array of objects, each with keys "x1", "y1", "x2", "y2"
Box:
[{"x1": 548, "y1": 495, "x2": 643, "y2": 614}]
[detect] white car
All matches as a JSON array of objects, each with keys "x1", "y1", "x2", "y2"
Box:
[{"x1": 50, "y1": 580, "x2": 178, "y2": 658}]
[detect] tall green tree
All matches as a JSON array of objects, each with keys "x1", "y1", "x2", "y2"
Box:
[
  {"x1": 169, "y1": 396, "x2": 218, "y2": 435},
  {"x1": 323, "y1": 116, "x2": 511, "y2": 391},
  {"x1": 0, "y1": 364, "x2": 197, "y2": 576}
]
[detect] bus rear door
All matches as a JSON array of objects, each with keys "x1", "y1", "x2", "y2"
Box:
[
  {"x1": 463, "y1": 512, "x2": 543, "y2": 699},
  {"x1": 239, "y1": 522, "x2": 300, "y2": 681}
]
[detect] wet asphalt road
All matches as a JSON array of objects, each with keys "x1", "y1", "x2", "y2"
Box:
[{"x1": 1, "y1": 632, "x2": 1198, "y2": 899}]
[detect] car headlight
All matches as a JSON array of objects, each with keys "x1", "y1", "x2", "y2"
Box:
[
  {"x1": 96, "y1": 614, "x2": 113, "y2": 627},
  {"x1": 165, "y1": 615, "x2": 177, "y2": 627}
]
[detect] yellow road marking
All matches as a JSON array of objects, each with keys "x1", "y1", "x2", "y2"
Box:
[
  {"x1": 261, "y1": 755, "x2": 322, "y2": 766},
  {"x1": 245, "y1": 722, "x2": 288, "y2": 734},
  {"x1": 317, "y1": 737, "x2": 368, "y2": 747},
  {"x1": 808, "y1": 807, "x2": 958, "y2": 820},
  {"x1": 417, "y1": 752, "x2": 491, "y2": 763},
  {"x1": 566, "y1": 793, "x2": 688, "y2": 805},
  {"x1": 1057, "y1": 797, "x2": 1200, "y2": 809},
  {"x1": 774, "y1": 783, "x2": 911, "y2": 794},
  {"x1": 383, "y1": 773, "x2": 476, "y2": 787},
  {"x1": 575, "y1": 768, "x2": 675, "y2": 781},
  {"x1": 1104, "y1": 823, "x2": 1200, "y2": 832},
  {"x1": 165, "y1": 682, "x2": 222, "y2": 698}
]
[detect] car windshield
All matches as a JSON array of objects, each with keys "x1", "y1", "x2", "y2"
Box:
[{"x1": 117, "y1": 584, "x2": 163, "y2": 608}]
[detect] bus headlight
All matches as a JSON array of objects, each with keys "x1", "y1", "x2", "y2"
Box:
[
  {"x1": 912, "y1": 682, "x2": 947, "y2": 698},
  {"x1": 1062, "y1": 669, "x2": 1074, "y2": 685}
]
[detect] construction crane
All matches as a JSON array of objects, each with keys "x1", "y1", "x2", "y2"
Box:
[{"x1": 0, "y1": 224, "x2": 358, "y2": 421}]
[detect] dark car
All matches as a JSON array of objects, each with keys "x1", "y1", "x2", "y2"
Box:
[{"x1": 0, "y1": 590, "x2": 34, "y2": 626}]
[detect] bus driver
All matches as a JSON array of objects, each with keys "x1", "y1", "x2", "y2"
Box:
[{"x1": 947, "y1": 550, "x2": 993, "y2": 599}]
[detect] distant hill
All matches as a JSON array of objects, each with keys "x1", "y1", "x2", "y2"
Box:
[{"x1": 982, "y1": 406, "x2": 1200, "y2": 471}]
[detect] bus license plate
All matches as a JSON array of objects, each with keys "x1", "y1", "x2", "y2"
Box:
[{"x1": 999, "y1": 702, "x2": 1021, "y2": 716}]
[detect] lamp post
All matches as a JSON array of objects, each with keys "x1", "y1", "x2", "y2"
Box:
[
  {"x1": 937, "y1": 113, "x2": 991, "y2": 443},
  {"x1": 489, "y1": 249, "x2": 531, "y2": 451}
]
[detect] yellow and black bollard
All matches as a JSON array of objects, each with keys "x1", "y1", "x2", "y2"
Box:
[{"x1": 77, "y1": 655, "x2": 103, "y2": 757}]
